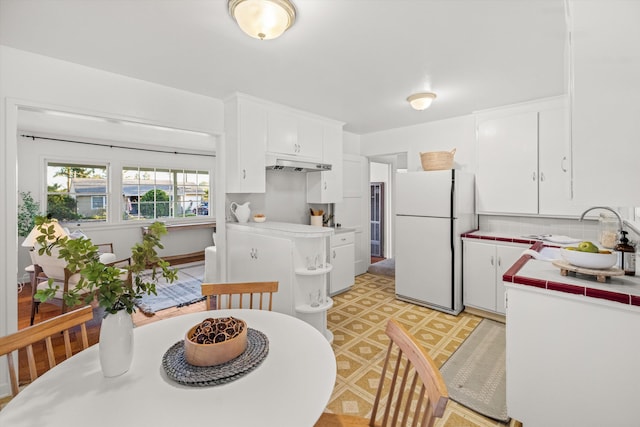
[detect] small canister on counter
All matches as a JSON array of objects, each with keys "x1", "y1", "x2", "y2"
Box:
[
  {"x1": 614, "y1": 230, "x2": 636, "y2": 276},
  {"x1": 598, "y1": 213, "x2": 619, "y2": 249}
]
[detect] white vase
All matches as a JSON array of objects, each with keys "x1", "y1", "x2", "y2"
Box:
[{"x1": 99, "y1": 310, "x2": 134, "y2": 378}]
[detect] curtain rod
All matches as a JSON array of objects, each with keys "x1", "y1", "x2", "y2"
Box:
[{"x1": 20, "y1": 134, "x2": 216, "y2": 158}]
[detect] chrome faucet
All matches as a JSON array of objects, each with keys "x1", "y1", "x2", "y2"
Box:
[{"x1": 579, "y1": 206, "x2": 623, "y2": 233}]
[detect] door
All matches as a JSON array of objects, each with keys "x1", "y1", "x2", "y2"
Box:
[
  {"x1": 395, "y1": 215, "x2": 453, "y2": 310},
  {"x1": 370, "y1": 182, "x2": 384, "y2": 257}
]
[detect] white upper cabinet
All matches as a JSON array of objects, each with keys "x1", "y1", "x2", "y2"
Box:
[
  {"x1": 267, "y1": 109, "x2": 322, "y2": 161},
  {"x1": 224, "y1": 93, "x2": 343, "y2": 195},
  {"x1": 307, "y1": 124, "x2": 344, "y2": 203},
  {"x1": 476, "y1": 97, "x2": 591, "y2": 217},
  {"x1": 267, "y1": 109, "x2": 298, "y2": 156},
  {"x1": 538, "y1": 107, "x2": 574, "y2": 216},
  {"x1": 476, "y1": 109, "x2": 538, "y2": 214},
  {"x1": 297, "y1": 116, "x2": 324, "y2": 159},
  {"x1": 224, "y1": 95, "x2": 267, "y2": 193},
  {"x1": 570, "y1": 0, "x2": 640, "y2": 205}
]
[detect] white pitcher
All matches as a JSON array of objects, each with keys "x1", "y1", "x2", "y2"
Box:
[{"x1": 230, "y1": 201, "x2": 251, "y2": 223}]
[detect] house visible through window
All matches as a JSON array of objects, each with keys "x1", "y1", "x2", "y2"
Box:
[
  {"x1": 46, "y1": 163, "x2": 108, "y2": 223},
  {"x1": 122, "y1": 167, "x2": 209, "y2": 220}
]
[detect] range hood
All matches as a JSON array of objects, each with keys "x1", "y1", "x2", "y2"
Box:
[{"x1": 265, "y1": 155, "x2": 331, "y2": 172}]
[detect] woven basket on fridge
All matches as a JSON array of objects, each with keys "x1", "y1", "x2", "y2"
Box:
[{"x1": 420, "y1": 148, "x2": 456, "y2": 171}]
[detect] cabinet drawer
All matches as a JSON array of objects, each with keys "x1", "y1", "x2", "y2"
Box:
[{"x1": 331, "y1": 232, "x2": 354, "y2": 247}]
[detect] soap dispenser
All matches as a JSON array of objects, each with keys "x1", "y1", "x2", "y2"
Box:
[{"x1": 614, "y1": 230, "x2": 636, "y2": 276}]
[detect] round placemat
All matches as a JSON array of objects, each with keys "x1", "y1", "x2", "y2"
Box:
[{"x1": 162, "y1": 328, "x2": 269, "y2": 387}]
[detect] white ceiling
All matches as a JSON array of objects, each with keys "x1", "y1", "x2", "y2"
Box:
[{"x1": 0, "y1": 0, "x2": 567, "y2": 135}]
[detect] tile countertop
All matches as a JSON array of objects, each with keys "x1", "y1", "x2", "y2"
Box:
[
  {"x1": 461, "y1": 230, "x2": 539, "y2": 245},
  {"x1": 227, "y1": 221, "x2": 335, "y2": 238},
  {"x1": 463, "y1": 231, "x2": 640, "y2": 309}
]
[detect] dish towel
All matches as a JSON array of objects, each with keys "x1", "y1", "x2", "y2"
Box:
[{"x1": 521, "y1": 249, "x2": 559, "y2": 262}]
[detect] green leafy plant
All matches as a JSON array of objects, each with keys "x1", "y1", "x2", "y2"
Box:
[
  {"x1": 18, "y1": 191, "x2": 40, "y2": 237},
  {"x1": 34, "y1": 216, "x2": 177, "y2": 314}
]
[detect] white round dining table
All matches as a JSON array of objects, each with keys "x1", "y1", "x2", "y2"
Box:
[{"x1": 0, "y1": 309, "x2": 337, "y2": 427}]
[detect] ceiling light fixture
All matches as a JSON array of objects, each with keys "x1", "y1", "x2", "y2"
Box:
[
  {"x1": 228, "y1": 0, "x2": 296, "y2": 40},
  {"x1": 407, "y1": 92, "x2": 437, "y2": 111}
]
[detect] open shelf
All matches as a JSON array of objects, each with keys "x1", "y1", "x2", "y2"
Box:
[
  {"x1": 294, "y1": 264, "x2": 333, "y2": 276},
  {"x1": 295, "y1": 297, "x2": 334, "y2": 314}
]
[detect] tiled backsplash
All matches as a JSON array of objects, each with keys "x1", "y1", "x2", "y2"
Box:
[{"x1": 479, "y1": 215, "x2": 600, "y2": 242}]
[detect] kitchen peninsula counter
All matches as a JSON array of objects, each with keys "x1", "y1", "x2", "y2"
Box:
[
  {"x1": 227, "y1": 221, "x2": 334, "y2": 238},
  {"x1": 468, "y1": 232, "x2": 640, "y2": 426},
  {"x1": 463, "y1": 230, "x2": 640, "y2": 308}
]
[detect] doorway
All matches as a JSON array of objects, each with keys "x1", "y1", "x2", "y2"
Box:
[
  {"x1": 370, "y1": 182, "x2": 384, "y2": 259},
  {"x1": 369, "y1": 161, "x2": 392, "y2": 264}
]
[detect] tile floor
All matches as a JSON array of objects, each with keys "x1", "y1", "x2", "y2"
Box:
[{"x1": 325, "y1": 273, "x2": 510, "y2": 427}]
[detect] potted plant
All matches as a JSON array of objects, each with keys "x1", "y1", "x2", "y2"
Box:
[{"x1": 33, "y1": 215, "x2": 177, "y2": 377}]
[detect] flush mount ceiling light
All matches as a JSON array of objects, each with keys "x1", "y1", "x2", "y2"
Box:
[
  {"x1": 228, "y1": 0, "x2": 296, "y2": 40},
  {"x1": 407, "y1": 92, "x2": 437, "y2": 111}
]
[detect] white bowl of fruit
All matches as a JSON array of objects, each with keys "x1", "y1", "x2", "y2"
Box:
[
  {"x1": 560, "y1": 241, "x2": 617, "y2": 269},
  {"x1": 253, "y1": 214, "x2": 266, "y2": 223}
]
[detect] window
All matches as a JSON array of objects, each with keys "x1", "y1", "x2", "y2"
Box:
[
  {"x1": 91, "y1": 196, "x2": 106, "y2": 210},
  {"x1": 46, "y1": 163, "x2": 108, "y2": 223},
  {"x1": 122, "y1": 167, "x2": 209, "y2": 220}
]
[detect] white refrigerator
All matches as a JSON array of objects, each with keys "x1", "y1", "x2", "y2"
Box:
[{"x1": 395, "y1": 170, "x2": 476, "y2": 315}]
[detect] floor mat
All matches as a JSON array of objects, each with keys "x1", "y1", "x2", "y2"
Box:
[
  {"x1": 134, "y1": 263, "x2": 205, "y2": 314},
  {"x1": 440, "y1": 319, "x2": 508, "y2": 423}
]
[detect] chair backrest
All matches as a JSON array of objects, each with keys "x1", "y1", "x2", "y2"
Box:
[
  {"x1": 30, "y1": 246, "x2": 72, "y2": 282},
  {"x1": 201, "y1": 282, "x2": 279, "y2": 311},
  {"x1": 370, "y1": 319, "x2": 449, "y2": 427},
  {"x1": 0, "y1": 305, "x2": 93, "y2": 397}
]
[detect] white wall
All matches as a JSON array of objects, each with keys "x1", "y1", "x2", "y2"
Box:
[
  {"x1": 360, "y1": 115, "x2": 477, "y2": 173},
  {"x1": 0, "y1": 46, "x2": 225, "y2": 396},
  {"x1": 226, "y1": 171, "x2": 309, "y2": 225},
  {"x1": 343, "y1": 131, "x2": 361, "y2": 155}
]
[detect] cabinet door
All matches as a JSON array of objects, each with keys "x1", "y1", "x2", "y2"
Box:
[
  {"x1": 227, "y1": 230, "x2": 293, "y2": 315},
  {"x1": 297, "y1": 117, "x2": 323, "y2": 160},
  {"x1": 538, "y1": 107, "x2": 572, "y2": 215},
  {"x1": 463, "y1": 241, "x2": 497, "y2": 311},
  {"x1": 307, "y1": 124, "x2": 343, "y2": 203},
  {"x1": 495, "y1": 244, "x2": 526, "y2": 314},
  {"x1": 330, "y1": 240, "x2": 354, "y2": 295},
  {"x1": 267, "y1": 109, "x2": 298, "y2": 156},
  {"x1": 477, "y1": 112, "x2": 538, "y2": 214},
  {"x1": 238, "y1": 101, "x2": 267, "y2": 192},
  {"x1": 225, "y1": 97, "x2": 266, "y2": 193}
]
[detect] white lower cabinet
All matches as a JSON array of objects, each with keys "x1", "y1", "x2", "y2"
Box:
[
  {"x1": 463, "y1": 239, "x2": 526, "y2": 314},
  {"x1": 227, "y1": 230, "x2": 294, "y2": 315},
  {"x1": 506, "y1": 284, "x2": 640, "y2": 426},
  {"x1": 226, "y1": 225, "x2": 333, "y2": 341},
  {"x1": 329, "y1": 232, "x2": 355, "y2": 295}
]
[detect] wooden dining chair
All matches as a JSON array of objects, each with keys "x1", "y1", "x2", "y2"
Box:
[
  {"x1": 201, "y1": 281, "x2": 279, "y2": 311},
  {"x1": 315, "y1": 319, "x2": 449, "y2": 427},
  {"x1": 0, "y1": 305, "x2": 94, "y2": 400}
]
